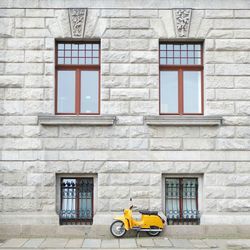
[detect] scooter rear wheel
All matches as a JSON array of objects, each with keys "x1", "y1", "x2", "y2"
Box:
[
  {"x1": 146, "y1": 226, "x2": 161, "y2": 237},
  {"x1": 110, "y1": 220, "x2": 127, "y2": 238}
]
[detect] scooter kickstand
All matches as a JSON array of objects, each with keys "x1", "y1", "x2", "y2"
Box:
[{"x1": 136, "y1": 230, "x2": 140, "y2": 238}]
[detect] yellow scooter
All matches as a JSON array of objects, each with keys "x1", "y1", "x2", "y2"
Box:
[{"x1": 110, "y1": 199, "x2": 166, "y2": 238}]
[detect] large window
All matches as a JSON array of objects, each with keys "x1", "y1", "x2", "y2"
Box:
[
  {"x1": 160, "y1": 43, "x2": 203, "y2": 115},
  {"x1": 165, "y1": 178, "x2": 200, "y2": 225},
  {"x1": 60, "y1": 178, "x2": 94, "y2": 225},
  {"x1": 56, "y1": 42, "x2": 100, "y2": 115}
]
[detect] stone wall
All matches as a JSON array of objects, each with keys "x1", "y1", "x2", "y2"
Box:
[{"x1": 0, "y1": 0, "x2": 250, "y2": 237}]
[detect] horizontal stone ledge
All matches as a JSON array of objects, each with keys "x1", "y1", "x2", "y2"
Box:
[
  {"x1": 2, "y1": 150, "x2": 250, "y2": 161},
  {"x1": 6, "y1": 1, "x2": 250, "y2": 9},
  {"x1": 38, "y1": 115, "x2": 116, "y2": 126},
  {"x1": 144, "y1": 115, "x2": 223, "y2": 126}
]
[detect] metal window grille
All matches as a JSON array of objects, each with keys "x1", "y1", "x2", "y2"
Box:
[
  {"x1": 60, "y1": 178, "x2": 93, "y2": 225},
  {"x1": 165, "y1": 178, "x2": 200, "y2": 225}
]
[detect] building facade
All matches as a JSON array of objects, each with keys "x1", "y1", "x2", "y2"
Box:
[{"x1": 0, "y1": 0, "x2": 250, "y2": 238}]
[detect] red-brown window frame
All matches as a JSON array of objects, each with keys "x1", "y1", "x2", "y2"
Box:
[
  {"x1": 55, "y1": 41, "x2": 101, "y2": 115},
  {"x1": 159, "y1": 42, "x2": 204, "y2": 115}
]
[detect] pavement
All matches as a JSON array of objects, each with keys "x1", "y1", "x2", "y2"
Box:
[{"x1": 1, "y1": 238, "x2": 250, "y2": 250}]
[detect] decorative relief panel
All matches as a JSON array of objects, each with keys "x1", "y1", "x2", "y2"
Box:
[
  {"x1": 173, "y1": 9, "x2": 192, "y2": 37},
  {"x1": 69, "y1": 8, "x2": 87, "y2": 38}
]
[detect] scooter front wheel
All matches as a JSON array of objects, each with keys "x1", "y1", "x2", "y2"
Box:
[{"x1": 110, "y1": 220, "x2": 127, "y2": 238}]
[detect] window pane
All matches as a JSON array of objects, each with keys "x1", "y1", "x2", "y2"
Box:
[
  {"x1": 93, "y1": 58, "x2": 99, "y2": 65},
  {"x1": 58, "y1": 58, "x2": 64, "y2": 64},
  {"x1": 57, "y1": 71, "x2": 75, "y2": 113},
  {"x1": 181, "y1": 44, "x2": 187, "y2": 50},
  {"x1": 79, "y1": 44, "x2": 85, "y2": 50},
  {"x1": 65, "y1": 50, "x2": 71, "y2": 57},
  {"x1": 174, "y1": 58, "x2": 180, "y2": 65},
  {"x1": 72, "y1": 51, "x2": 78, "y2": 57},
  {"x1": 81, "y1": 71, "x2": 99, "y2": 113},
  {"x1": 86, "y1": 51, "x2": 92, "y2": 57},
  {"x1": 65, "y1": 58, "x2": 71, "y2": 64},
  {"x1": 160, "y1": 71, "x2": 178, "y2": 113},
  {"x1": 79, "y1": 51, "x2": 85, "y2": 57},
  {"x1": 167, "y1": 51, "x2": 173, "y2": 57},
  {"x1": 86, "y1": 58, "x2": 92, "y2": 64},
  {"x1": 58, "y1": 50, "x2": 64, "y2": 57},
  {"x1": 58, "y1": 44, "x2": 64, "y2": 50},
  {"x1": 72, "y1": 58, "x2": 78, "y2": 64},
  {"x1": 65, "y1": 44, "x2": 71, "y2": 50},
  {"x1": 160, "y1": 50, "x2": 166, "y2": 57},
  {"x1": 72, "y1": 44, "x2": 78, "y2": 50},
  {"x1": 160, "y1": 58, "x2": 166, "y2": 64},
  {"x1": 181, "y1": 58, "x2": 187, "y2": 65},
  {"x1": 183, "y1": 71, "x2": 201, "y2": 113},
  {"x1": 174, "y1": 50, "x2": 180, "y2": 57},
  {"x1": 195, "y1": 44, "x2": 201, "y2": 50},
  {"x1": 160, "y1": 44, "x2": 166, "y2": 50},
  {"x1": 167, "y1": 44, "x2": 173, "y2": 50},
  {"x1": 93, "y1": 44, "x2": 99, "y2": 50},
  {"x1": 86, "y1": 44, "x2": 92, "y2": 50}
]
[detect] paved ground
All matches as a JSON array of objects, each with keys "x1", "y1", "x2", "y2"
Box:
[{"x1": 0, "y1": 238, "x2": 250, "y2": 249}]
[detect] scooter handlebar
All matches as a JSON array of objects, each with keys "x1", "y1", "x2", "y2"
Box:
[{"x1": 129, "y1": 205, "x2": 138, "y2": 210}]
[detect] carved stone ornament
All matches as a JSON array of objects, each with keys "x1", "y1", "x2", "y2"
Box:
[
  {"x1": 173, "y1": 9, "x2": 192, "y2": 37},
  {"x1": 69, "y1": 8, "x2": 87, "y2": 38}
]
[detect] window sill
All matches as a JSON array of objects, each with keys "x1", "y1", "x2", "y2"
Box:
[
  {"x1": 38, "y1": 115, "x2": 116, "y2": 126},
  {"x1": 144, "y1": 115, "x2": 223, "y2": 126}
]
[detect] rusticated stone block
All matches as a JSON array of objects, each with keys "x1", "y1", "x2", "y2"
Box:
[
  {"x1": 100, "y1": 161, "x2": 129, "y2": 173},
  {"x1": 110, "y1": 89, "x2": 149, "y2": 100},
  {"x1": 183, "y1": 138, "x2": 214, "y2": 150},
  {"x1": 130, "y1": 51, "x2": 158, "y2": 63},
  {"x1": 99, "y1": 186, "x2": 129, "y2": 199},
  {"x1": 102, "y1": 51, "x2": 129, "y2": 63},
  {"x1": 236, "y1": 102, "x2": 250, "y2": 115},
  {"x1": 5, "y1": 63, "x2": 43, "y2": 75},
  {"x1": 7, "y1": 38, "x2": 44, "y2": 49},
  {"x1": 101, "y1": 9, "x2": 129, "y2": 18},
  {"x1": 150, "y1": 138, "x2": 182, "y2": 150},
  {"x1": 111, "y1": 18, "x2": 150, "y2": 29},
  {"x1": 205, "y1": 10, "x2": 233, "y2": 18},
  {"x1": 217, "y1": 199, "x2": 250, "y2": 212}
]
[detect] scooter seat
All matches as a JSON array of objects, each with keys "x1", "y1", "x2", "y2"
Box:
[{"x1": 139, "y1": 210, "x2": 158, "y2": 215}]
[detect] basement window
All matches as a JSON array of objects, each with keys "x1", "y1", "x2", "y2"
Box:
[
  {"x1": 165, "y1": 178, "x2": 200, "y2": 225},
  {"x1": 60, "y1": 177, "x2": 94, "y2": 225}
]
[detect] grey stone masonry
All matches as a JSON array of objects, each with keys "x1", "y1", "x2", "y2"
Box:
[{"x1": 0, "y1": 0, "x2": 250, "y2": 238}]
